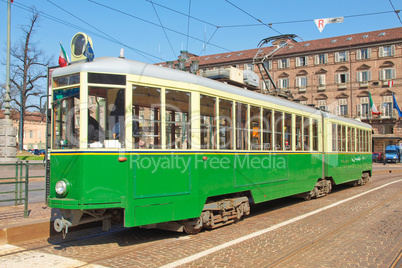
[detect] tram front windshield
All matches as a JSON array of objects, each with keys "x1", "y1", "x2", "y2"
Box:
[{"x1": 52, "y1": 87, "x2": 126, "y2": 149}]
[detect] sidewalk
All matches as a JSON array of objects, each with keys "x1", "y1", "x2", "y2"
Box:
[{"x1": 0, "y1": 202, "x2": 61, "y2": 244}]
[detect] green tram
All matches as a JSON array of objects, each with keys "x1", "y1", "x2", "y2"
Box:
[{"x1": 48, "y1": 56, "x2": 372, "y2": 235}]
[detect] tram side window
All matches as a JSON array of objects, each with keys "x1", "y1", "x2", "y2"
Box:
[
  {"x1": 347, "y1": 127, "x2": 351, "y2": 152},
  {"x1": 200, "y1": 94, "x2": 217, "y2": 149},
  {"x1": 332, "y1": 124, "x2": 338, "y2": 151},
  {"x1": 364, "y1": 131, "x2": 368, "y2": 152},
  {"x1": 88, "y1": 87, "x2": 125, "y2": 148},
  {"x1": 337, "y1": 125, "x2": 342, "y2": 151},
  {"x1": 304, "y1": 117, "x2": 310, "y2": 151},
  {"x1": 133, "y1": 86, "x2": 161, "y2": 149},
  {"x1": 341, "y1": 126, "x2": 346, "y2": 152},
  {"x1": 312, "y1": 119, "x2": 318, "y2": 151},
  {"x1": 360, "y1": 130, "x2": 363, "y2": 152},
  {"x1": 250, "y1": 106, "x2": 261, "y2": 150},
  {"x1": 219, "y1": 99, "x2": 233, "y2": 150},
  {"x1": 262, "y1": 109, "x2": 272, "y2": 150},
  {"x1": 236, "y1": 103, "x2": 248, "y2": 150},
  {"x1": 356, "y1": 129, "x2": 361, "y2": 152},
  {"x1": 53, "y1": 89, "x2": 80, "y2": 149},
  {"x1": 166, "y1": 89, "x2": 191, "y2": 149},
  {"x1": 295, "y1": 116, "x2": 302, "y2": 151},
  {"x1": 284, "y1": 113, "x2": 292, "y2": 150},
  {"x1": 369, "y1": 131, "x2": 372, "y2": 152},
  {"x1": 274, "y1": 111, "x2": 283, "y2": 150},
  {"x1": 351, "y1": 128, "x2": 355, "y2": 152}
]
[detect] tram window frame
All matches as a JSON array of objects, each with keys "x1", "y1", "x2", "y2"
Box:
[
  {"x1": 236, "y1": 102, "x2": 248, "y2": 150},
  {"x1": 341, "y1": 125, "x2": 346, "y2": 152},
  {"x1": 356, "y1": 129, "x2": 361, "y2": 152},
  {"x1": 219, "y1": 99, "x2": 233, "y2": 150},
  {"x1": 295, "y1": 115, "x2": 302, "y2": 151},
  {"x1": 52, "y1": 90, "x2": 80, "y2": 150},
  {"x1": 274, "y1": 111, "x2": 283, "y2": 150},
  {"x1": 332, "y1": 124, "x2": 338, "y2": 151},
  {"x1": 284, "y1": 113, "x2": 292, "y2": 150},
  {"x1": 351, "y1": 128, "x2": 356, "y2": 152},
  {"x1": 347, "y1": 127, "x2": 351, "y2": 152},
  {"x1": 88, "y1": 86, "x2": 126, "y2": 149},
  {"x1": 200, "y1": 94, "x2": 217, "y2": 150},
  {"x1": 303, "y1": 117, "x2": 310, "y2": 151},
  {"x1": 165, "y1": 89, "x2": 191, "y2": 150},
  {"x1": 132, "y1": 85, "x2": 161, "y2": 149},
  {"x1": 250, "y1": 106, "x2": 261, "y2": 150},
  {"x1": 262, "y1": 109, "x2": 272, "y2": 150},
  {"x1": 312, "y1": 119, "x2": 319, "y2": 151},
  {"x1": 337, "y1": 125, "x2": 342, "y2": 152}
]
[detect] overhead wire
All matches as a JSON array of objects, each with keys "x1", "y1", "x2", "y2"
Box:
[
  {"x1": 47, "y1": 0, "x2": 158, "y2": 62},
  {"x1": 219, "y1": 10, "x2": 400, "y2": 28},
  {"x1": 387, "y1": 0, "x2": 402, "y2": 24},
  {"x1": 144, "y1": 0, "x2": 219, "y2": 28},
  {"x1": 4, "y1": 0, "x2": 161, "y2": 62},
  {"x1": 89, "y1": 0, "x2": 231, "y2": 52},
  {"x1": 223, "y1": 0, "x2": 282, "y2": 35},
  {"x1": 149, "y1": 0, "x2": 177, "y2": 58}
]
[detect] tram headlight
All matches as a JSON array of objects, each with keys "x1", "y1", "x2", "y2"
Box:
[{"x1": 55, "y1": 180, "x2": 68, "y2": 196}]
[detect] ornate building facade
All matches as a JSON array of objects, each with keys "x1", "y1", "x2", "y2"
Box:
[{"x1": 172, "y1": 27, "x2": 402, "y2": 153}]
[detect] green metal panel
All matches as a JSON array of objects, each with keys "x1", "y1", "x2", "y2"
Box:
[{"x1": 133, "y1": 155, "x2": 191, "y2": 199}]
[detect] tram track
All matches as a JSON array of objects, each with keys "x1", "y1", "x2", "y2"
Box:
[
  {"x1": 1, "y1": 173, "x2": 400, "y2": 267},
  {"x1": 266, "y1": 190, "x2": 401, "y2": 267}
]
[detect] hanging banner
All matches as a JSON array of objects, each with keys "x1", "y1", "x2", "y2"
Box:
[{"x1": 314, "y1": 17, "x2": 344, "y2": 33}]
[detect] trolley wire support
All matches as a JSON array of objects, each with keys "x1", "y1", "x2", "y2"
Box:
[{"x1": 253, "y1": 34, "x2": 300, "y2": 99}]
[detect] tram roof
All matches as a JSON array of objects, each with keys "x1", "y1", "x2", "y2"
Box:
[{"x1": 52, "y1": 57, "x2": 371, "y2": 129}]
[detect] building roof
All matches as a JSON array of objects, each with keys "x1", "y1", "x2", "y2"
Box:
[
  {"x1": 161, "y1": 27, "x2": 402, "y2": 68},
  {"x1": 0, "y1": 110, "x2": 46, "y2": 123}
]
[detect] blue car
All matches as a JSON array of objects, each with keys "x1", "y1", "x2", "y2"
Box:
[{"x1": 385, "y1": 145, "x2": 400, "y2": 163}]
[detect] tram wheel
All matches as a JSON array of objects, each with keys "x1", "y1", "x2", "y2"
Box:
[{"x1": 182, "y1": 218, "x2": 202, "y2": 235}]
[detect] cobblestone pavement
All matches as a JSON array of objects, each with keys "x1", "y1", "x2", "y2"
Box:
[{"x1": 0, "y1": 172, "x2": 401, "y2": 268}]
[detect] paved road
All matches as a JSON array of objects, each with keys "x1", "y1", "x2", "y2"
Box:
[{"x1": 0, "y1": 168, "x2": 400, "y2": 267}]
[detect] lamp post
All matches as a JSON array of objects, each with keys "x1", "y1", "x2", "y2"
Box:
[{"x1": 0, "y1": 0, "x2": 17, "y2": 161}]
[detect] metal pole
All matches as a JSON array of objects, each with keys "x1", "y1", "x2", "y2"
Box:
[
  {"x1": 19, "y1": 86, "x2": 23, "y2": 152},
  {"x1": 4, "y1": 0, "x2": 11, "y2": 120}
]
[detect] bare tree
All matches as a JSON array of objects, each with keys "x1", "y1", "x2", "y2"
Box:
[{"x1": 5, "y1": 8, "x2": 53, "y2": 150}]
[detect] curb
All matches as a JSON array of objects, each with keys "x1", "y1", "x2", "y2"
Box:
[{"x1": 0, "y1": 220, "x2": 56, "y2": 245}]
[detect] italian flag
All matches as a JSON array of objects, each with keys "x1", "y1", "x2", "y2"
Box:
[
  {"x1": 369, "y1": 92, "x2": 380, "y2": 115},
  {"x1": 58, "y1": 42, "x2": 69, "y2": 67}
]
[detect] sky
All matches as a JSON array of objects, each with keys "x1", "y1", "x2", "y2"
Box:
[{"x1": 1, "y1": 0, "x2": 401, "y2": 74}]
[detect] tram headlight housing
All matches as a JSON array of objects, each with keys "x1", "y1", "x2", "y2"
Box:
[{"x1": 55, "y1": 180, "x2": 68, "y2": 196}]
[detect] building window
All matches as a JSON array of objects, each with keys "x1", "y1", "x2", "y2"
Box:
[
  {"x1": 263, "y1": 61, "x2": 272, "y2": 70},
  {"x1": 379, "y1": 45, "x2": 395, "y2": 57},
  {"x1": 260, "y1": 80, "x2": 272, "y2": 91},
  {"x1": 381, "y1": 96, "x2": 393, "y2": 118},
  {"x1": 244, "y1": 63, "x2": 254, "y2": 71},
  {"x1": 335, "y1": 73, "x2": 349, "y2": 85},
  {"x1": 335, "y1": 51, "x2": 349, "y2": 62},
  {"x1": 314, "y1": 54, "x2": 328, "y2": 65},
  {"x1": 357, "y1": 70, "x2": 371, "y2": 87},
  {"x1": 278, "y1": 78, "x2": 289, "y2": 89},
  {"x1": 296, "y1": 56, "x2": 308, "y2": 67},
  {"x1": 379, "y1": 68, "x2": 396, "y2": 81},
  {"x1": 337, "y1": 99, "x2": 348, "y2": 116},
  {"x1": 278, "y1": 59, "x2": 290, "y2": 69},
  {"x1": 318, "y1": 100, "x2": 327, "y2": 111},
  {"x1": 318, "y1": 75, "x2": 326, "y2": 86},
  {"x1": 357, "y1": 97, "x2": 369, "y2": 118},
  {"x1": 296, "y1": 76, "x2": 308, "y2": 90},
  {"x1": 30, "y1": 130, "x2": 33, "y2": 138},
  {"x1": 356, "y1": 48, "x2": 371, "y2": 60}
]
